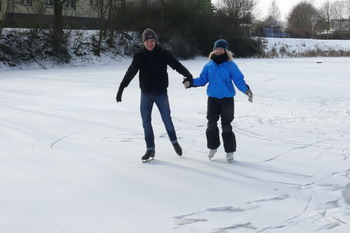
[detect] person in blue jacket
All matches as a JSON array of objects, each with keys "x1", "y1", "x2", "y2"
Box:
[{"x1": 183, "y1": 39, "x2": 253, "y2": 162}]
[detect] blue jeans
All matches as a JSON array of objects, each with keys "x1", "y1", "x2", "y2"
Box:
[{"x1": 140, "y1": 92, "x2": 177, "y2": 150}]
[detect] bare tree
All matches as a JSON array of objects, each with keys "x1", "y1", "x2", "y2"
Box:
[
  {"x1": 264, "y1": 0, "x2": 281, "y2": 26},
  {"x1": 330, "y1": 0, "x2": 349, "y2": 32},
  {"x1": 217, "y1": 0, "x2": 256, "y2": 22},
  {"x1": 216, "y1": 0, "x2": 256, "y2": 35},
  {"x1": 331, "y1": 0, "x2": 345, "y2": 20},
  {"x1": 319, "y1": 0, "x2": 350, "y2": 34},
  {"x1": 93, "y1": 0, "x2": 115, "y2": 56},
  {"x1": 319, "y1": 0, "x2": 332, "y2": 37},
  {"x1": 344, "y1": 0, "x2": 350, "y2": 31},
  {"x1": 287, "y1": 1, "x2": 319, "y2": 38}
]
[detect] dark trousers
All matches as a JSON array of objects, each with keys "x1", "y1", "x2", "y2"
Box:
[{"x1": 206, "y1": 97, "x2": 236, "y2": 153}]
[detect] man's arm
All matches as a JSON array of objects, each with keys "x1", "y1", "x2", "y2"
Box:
[{"x1": 116, "y1": 55, "x2": 139, "y2": 102}]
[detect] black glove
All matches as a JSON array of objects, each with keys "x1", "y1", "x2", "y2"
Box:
[
  {"x1": 246, "y1": 89, "x2": 253, "y2": 103},
  {"x1": 182, "y1": 75, "x2": 193, "y2": 89},
  {"x1": 116, "y1": 87, "x2": 124, "y2": 102}
]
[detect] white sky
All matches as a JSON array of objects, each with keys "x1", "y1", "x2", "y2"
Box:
[{"x1": 212, "y1": 0, "x2": 337, "y2": 20}]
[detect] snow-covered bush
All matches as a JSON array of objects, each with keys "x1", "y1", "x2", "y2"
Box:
[{"x1": 0, "y1": 28, "x2": 141, "y2": 69}]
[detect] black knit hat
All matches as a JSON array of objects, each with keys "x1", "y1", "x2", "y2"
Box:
[
  {"x1": 213, "y1": 39, "x2": 228, "y2": 50},
  {"x1": 142, "y1": 28, "x2": 158, "y2": 42}
]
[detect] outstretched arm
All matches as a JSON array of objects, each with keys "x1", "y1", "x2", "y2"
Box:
[
  {"x1": 116, "y1": 56, "x2": 139, "y2": 102},
  {"x1": 192, "y1": 64, "x2": 209, "y2": 87},
  {"x1": 166, "y1": 51, "x2": 192, "y2": 79}
]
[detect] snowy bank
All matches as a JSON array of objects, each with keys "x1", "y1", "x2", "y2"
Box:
[
  {"x1": 1, "y1": 27, "x2": 350, "y2": 71},
  {"x1": 262, "y1": 37, "x2": 350, "y2": 58}
]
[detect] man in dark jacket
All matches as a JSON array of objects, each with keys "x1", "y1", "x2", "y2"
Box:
[{"x1": 116, "y1": 28, "x2": 193, "y2": 162}]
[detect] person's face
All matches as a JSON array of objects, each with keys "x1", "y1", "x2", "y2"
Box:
[
  {"x1": 214, "y1": 48, "x2": 225, "y2": 55},
  {"x1": 144, "y1": 39, "x2": 156, "y2": 51}
]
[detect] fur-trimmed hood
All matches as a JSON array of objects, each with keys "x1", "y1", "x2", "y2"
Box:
[{"x1": 209, "y1": 50, "x2": 234, "y2": 61}]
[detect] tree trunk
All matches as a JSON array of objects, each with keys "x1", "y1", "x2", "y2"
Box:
[
  {"x1": 52, "y1": 0, "x2": 70, "y2": 62},
  {"x1": 54, "y1": 0, "x2": 65, "y2": 41}
]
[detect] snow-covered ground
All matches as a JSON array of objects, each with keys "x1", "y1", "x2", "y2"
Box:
[
  {"x1": 1, "y1": 57, "x2": 350, "y2": 233},
  {"x1": 262, "y1": 38, "x2": 350, "y2": 57}
]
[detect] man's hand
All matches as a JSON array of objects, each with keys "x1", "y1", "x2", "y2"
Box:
[{"x1": 116, "y1": 88, "x2": 124, "y2": 102}]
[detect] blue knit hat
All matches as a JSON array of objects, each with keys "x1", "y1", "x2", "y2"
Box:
[{"x1": 213, "y1": 39, "x2": 228, "y2": 50}]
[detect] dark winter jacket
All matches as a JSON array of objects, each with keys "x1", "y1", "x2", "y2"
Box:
[{"x1": 119, "y1": 45, "x2": 192, "y2": 95}]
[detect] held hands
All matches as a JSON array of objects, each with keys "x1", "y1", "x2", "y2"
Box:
[
  {"x1": 183, "y1": 75, "x2": 193, "y2": 89},
  {"x1": 183, "y1": 81, "x2": 191, "y2": 88},
  {"x1": 246, "y1": 89, "x2": 253, "y2": 103}
]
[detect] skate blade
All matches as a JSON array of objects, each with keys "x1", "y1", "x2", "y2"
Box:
[{"x1": 142, "y1": 157, "x2": 155, "y2": 163}]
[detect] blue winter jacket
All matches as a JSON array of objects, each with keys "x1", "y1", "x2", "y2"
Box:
[{"x1": 193, "y1": 60, "x2": 249, "y2": 99}]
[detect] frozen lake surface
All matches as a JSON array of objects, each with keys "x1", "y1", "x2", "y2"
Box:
[{"x1": 1, "y1": 57, "x2": 350, "y2": 233}]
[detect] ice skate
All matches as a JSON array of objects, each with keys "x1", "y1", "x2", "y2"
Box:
[
  {"x1": 172, "y1": 142, "x2": 182, "y2": 156},
  {"x1": 226, "y1": 152, "x2": 234, "y2": 162},
  {"x1": 208, "y1": 149, "x2": 217, "y2": 160},
  {"x1": 142, "y1": 149, "x2": 155, "y2": 163}
]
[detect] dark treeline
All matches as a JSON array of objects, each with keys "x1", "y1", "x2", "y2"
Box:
[
  {"x1": 0, "y1": 0, "x2": 263, "y2": 66},
  {"x1": 114, "y1": 0, "x2": 262, "y2": 58}
]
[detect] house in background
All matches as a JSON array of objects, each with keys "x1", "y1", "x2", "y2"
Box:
[
  {"x1": 331, "y1": 19, "x2": 350, "y2": 32},
  {"x1": 1, "y1": 0, "x2": 212, "y2": 29},
  {"x1": 263, "y1": 25, "x2": 289, "y2": 38},
  {"x1": 0, "y1": 0, "x2": 166, "y2": 29},
  {"x1": 1, "y1": 0, "x2": 117, "y2": 29}
]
